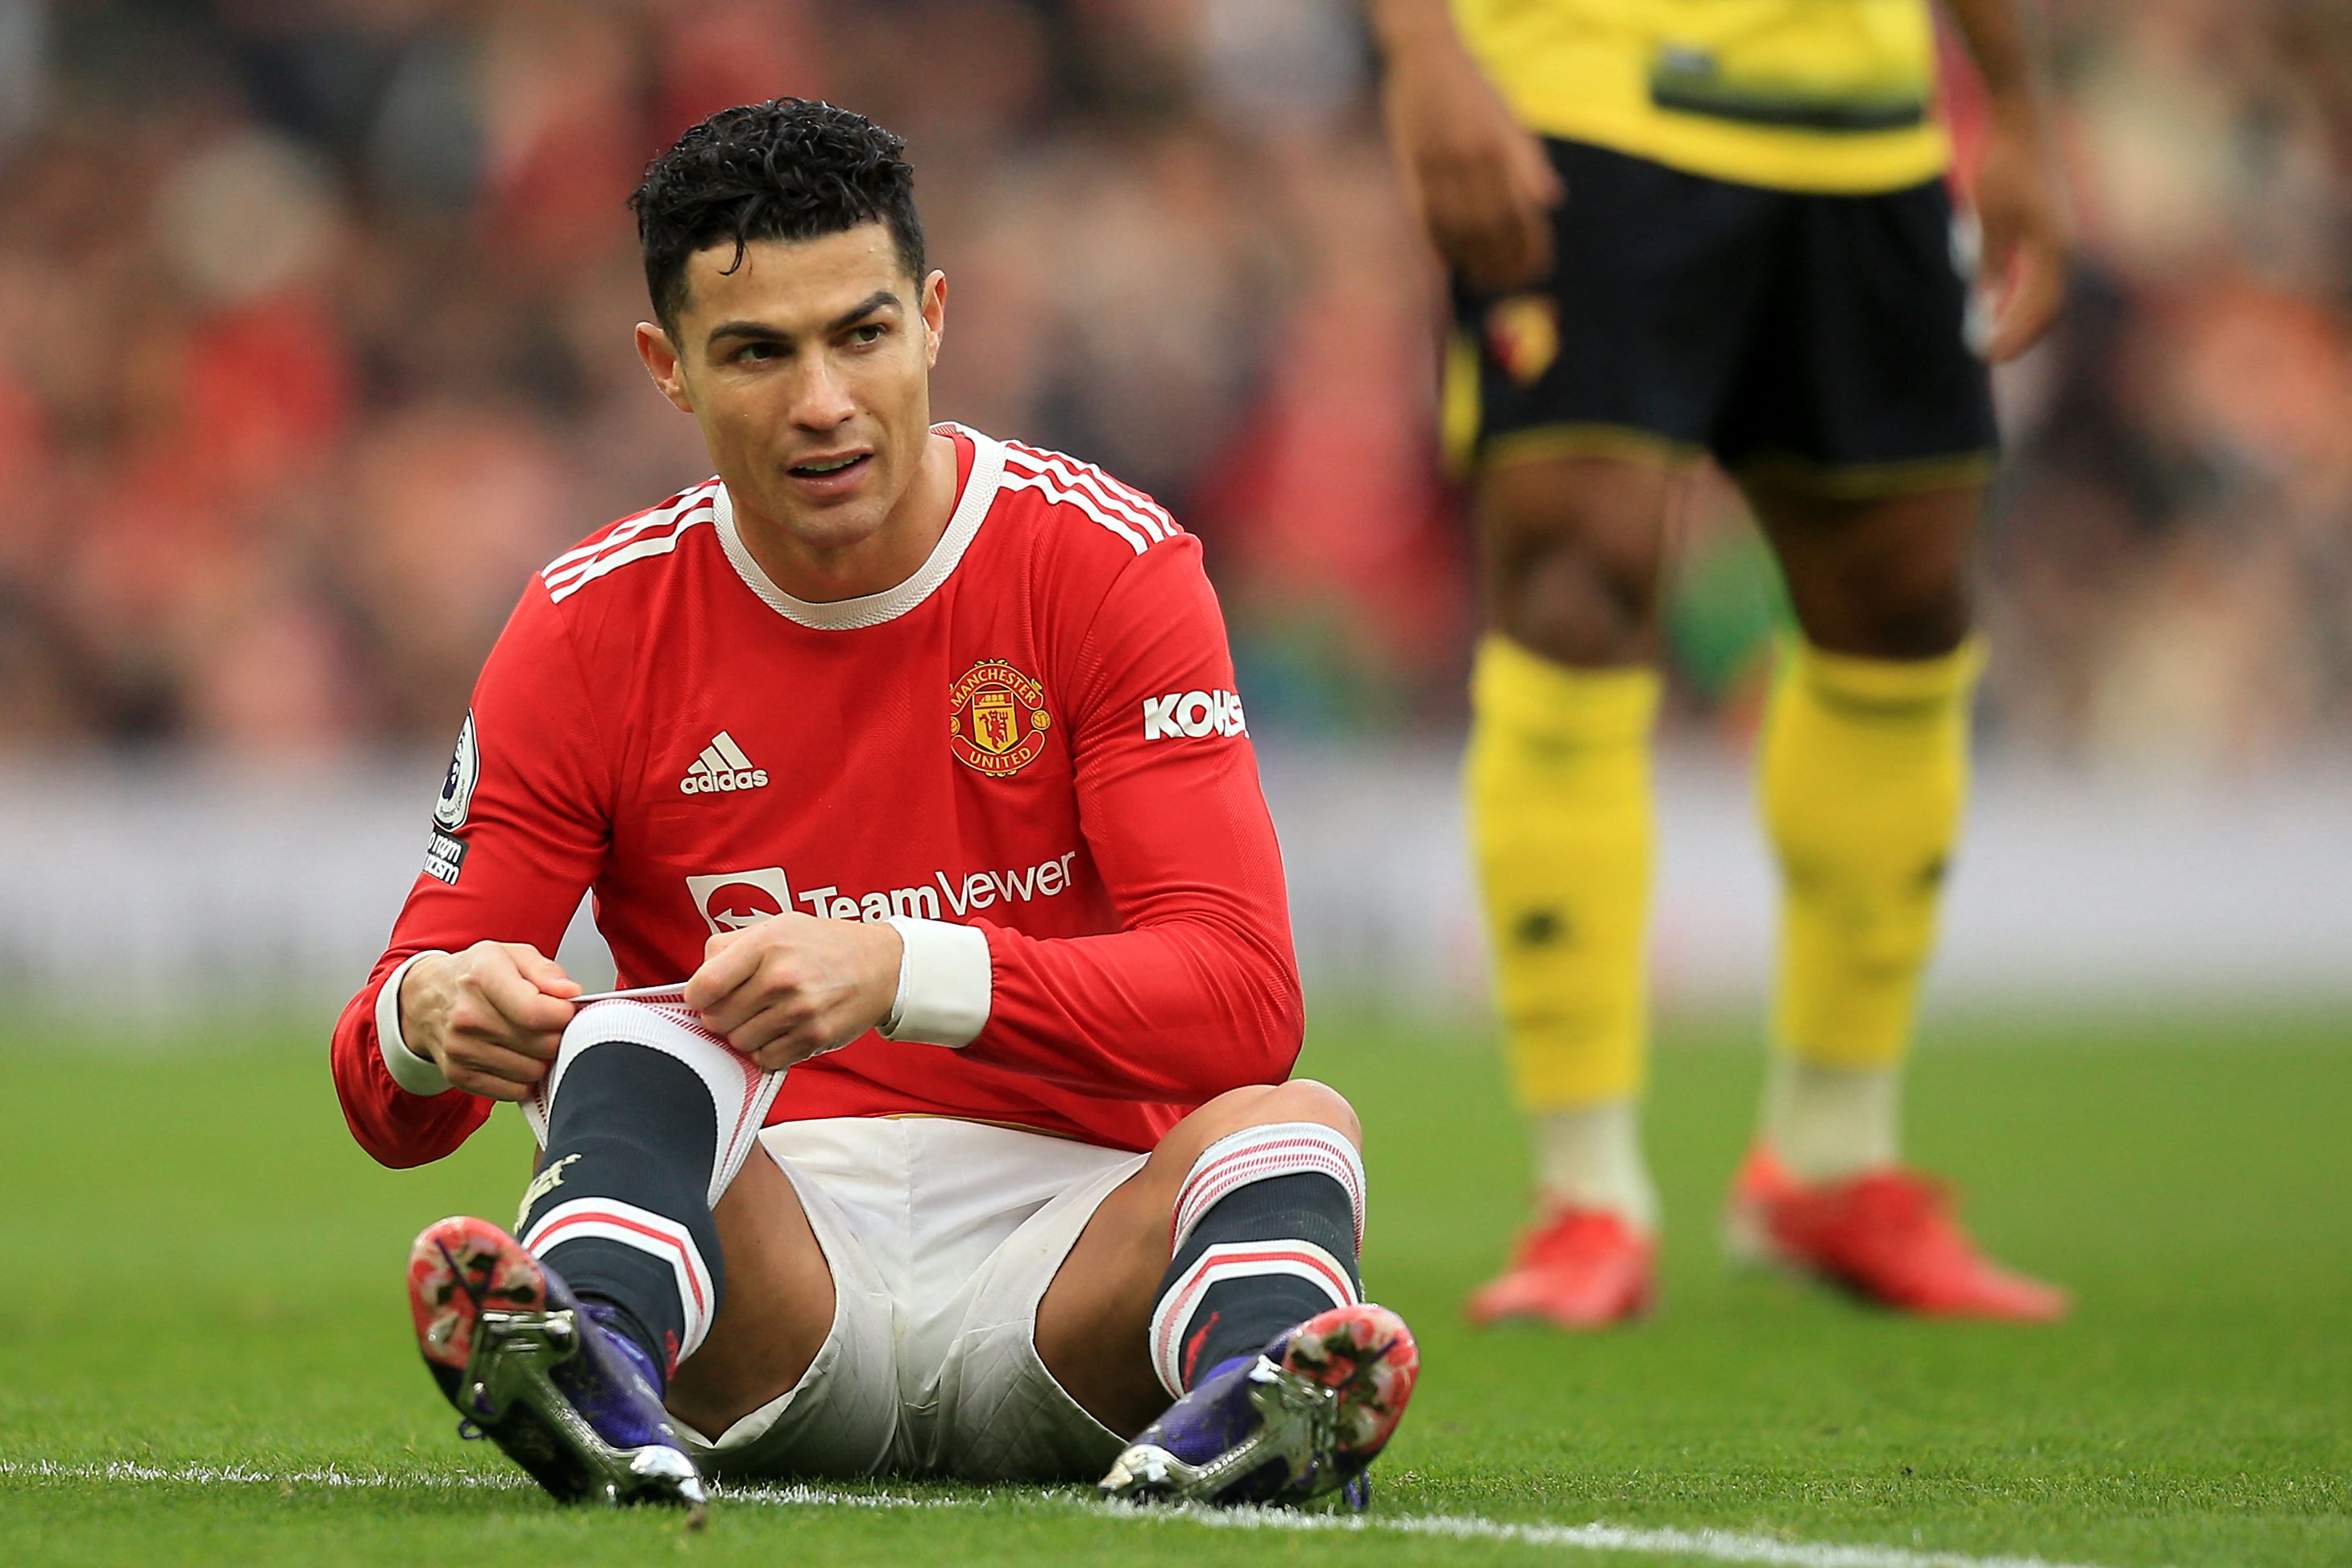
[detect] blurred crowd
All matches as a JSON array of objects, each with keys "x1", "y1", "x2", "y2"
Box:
[{"x1": 0, "y1": 0, "x2": 2346, "y2": 771}]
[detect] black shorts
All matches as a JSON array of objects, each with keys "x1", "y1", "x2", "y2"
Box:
[{"x1": 1446, "y1": 138, "x2": 1998, "y2": 493}]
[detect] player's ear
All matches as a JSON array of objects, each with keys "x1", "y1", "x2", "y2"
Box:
[
  {"x1": 635, "y1": 321, "x2": 695, "y2": 413},
  {"x1": 919, "y1": 269, "x2": 946, "y2": 369}
]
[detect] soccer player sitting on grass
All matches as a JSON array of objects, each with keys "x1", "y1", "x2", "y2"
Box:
[{"x1": 329, "y1": 98, "x2": 1417, "y2": 1517}]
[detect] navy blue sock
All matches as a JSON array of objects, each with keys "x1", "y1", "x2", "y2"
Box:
[
  {"x1": 518, "y1": 1042, "x2": 727, "y2": 1385},
  {"x1": 1151, "y1": 1169, "x2": 1362, "y2": 1393}
]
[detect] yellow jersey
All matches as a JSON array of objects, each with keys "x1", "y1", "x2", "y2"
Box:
[{"x1": 1454, "y1": 0, "x2": 1949, "y2": 193}]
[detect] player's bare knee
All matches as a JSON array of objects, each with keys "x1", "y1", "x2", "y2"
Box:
[
  {"x1": 1492, "y1": 547, "x2": 1661, "y2": 666},
  {"x1": 1250, "y1": 1078, "x2": 1363, "y2": 1148},
  {"x1": 1184, "y1": 1080, "x2": 1363, "y2": 1151},
  {"x1": 1866, "y1": 591, "x2": 1972, "y2": 660},
  {"x1": 1754, "y1": 483, "x2": 1980, "y2": 659},
  {"x1": 1478, "y1": 463, "x2": 1670, "y2": 666},
  {"x1": 1799, "y1": 566, "x2": 1972, "y2": 659}
]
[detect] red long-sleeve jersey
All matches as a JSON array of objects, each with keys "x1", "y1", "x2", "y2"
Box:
[{"x1": 330, "y1": 425, "x2": 1302, "y2": 1168}]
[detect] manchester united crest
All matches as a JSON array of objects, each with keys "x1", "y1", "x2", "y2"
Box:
[{"x1": 948, "y1": 658, "x2": 1052, "y2": 778}]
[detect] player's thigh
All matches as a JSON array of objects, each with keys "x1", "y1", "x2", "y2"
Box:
[
  {"x1": 662, "y1": 1142, "x2": 836, "y2": 1439},
  {"x1": 1033, "y1": 1080, "x2": 1360, "y2": 1438},
  {"x1": 1744, "y1": 477, "x2": 1984, "y2": 658}
]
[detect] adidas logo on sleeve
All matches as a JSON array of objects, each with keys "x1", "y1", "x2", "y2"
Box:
[{"x1": 679, "y1": 732, "x2": 769, "y2": 794}]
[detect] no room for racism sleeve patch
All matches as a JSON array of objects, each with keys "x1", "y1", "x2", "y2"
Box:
[{"x1": 423, "y1": 827, "x2": 469, "y2": 886}]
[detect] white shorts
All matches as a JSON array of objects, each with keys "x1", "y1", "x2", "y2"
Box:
[{"x1": 674, "y1": 1116, "x2": 1149, "y2": 1482}]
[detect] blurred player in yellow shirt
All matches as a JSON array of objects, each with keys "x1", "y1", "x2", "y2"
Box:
[{"x1": 1365, "y1": 0, "x2": 2070, "y2": 1323}]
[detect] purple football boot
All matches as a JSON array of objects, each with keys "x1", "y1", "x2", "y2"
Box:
[
  {"x1": 1099, "y1": 1301, "x2": 1420, "y2": 1508},
  {"x1": 408, "y1": 1216, "x2": 707, "y2": 1519}
]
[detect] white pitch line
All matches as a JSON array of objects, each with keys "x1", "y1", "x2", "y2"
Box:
[
  {"x1": 0, "y1": 1459, "x2": 512, "y2": 1492},
  {"x1": 0, "y1": 1458, "x2": 2136, "y2": 1568},
  {"x1": 1097, "y1": 1504, "x2": 2132, "y2": 1568}
]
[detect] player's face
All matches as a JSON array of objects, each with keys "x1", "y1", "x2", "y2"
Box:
[{"x1": 637, "y1": 223, "x2": 945, "y2": 562}]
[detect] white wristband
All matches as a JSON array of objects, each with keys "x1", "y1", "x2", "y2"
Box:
[
  {"x1": 376, "y1": 949, "x2": 454, "y2": 1096},
  {"x1": 877, "y1": 918, "x2": 992, "y2": 1047}
]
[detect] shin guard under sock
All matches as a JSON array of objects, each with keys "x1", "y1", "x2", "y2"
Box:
[
  {"x1": 518, "y1": 1039, "x2": 733, "y2": 1383},
  {"x1": 1761, "y1": 637, "x2": 1981, "y2": 1071},
  {"x1": 1467, "y1": 635, "x2": 1661, "y2": 1110}
]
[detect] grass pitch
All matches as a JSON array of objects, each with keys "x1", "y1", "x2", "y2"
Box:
[{"x1": 2, "y1": 1010, "x2": 2345, "y2": 1567}]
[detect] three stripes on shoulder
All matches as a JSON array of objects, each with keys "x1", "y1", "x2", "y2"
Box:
[
  {"x1": 998, "y1": 440, "x2": 1181, "y2": 556},
  {"x1": 543, "y1": 483, "x2": 720, "y2": 605}
]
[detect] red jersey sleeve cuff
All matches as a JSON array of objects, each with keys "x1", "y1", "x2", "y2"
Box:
[
  {"x1": 376, "y1": 950, "x2": 454, "y2": 1096},
  {"x1": 878, "y1": 918, "x2": 991, "y2": 1047}
]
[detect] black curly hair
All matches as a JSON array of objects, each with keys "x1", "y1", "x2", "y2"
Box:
[{"x1": 629, "y1": 98, "x2": 926, "y2": 335}]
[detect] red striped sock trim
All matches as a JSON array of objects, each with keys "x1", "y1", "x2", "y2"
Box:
[
  {"x1": 522, "y1": 1197, "x2": 716, "y2": 1359},
  {"x1": 1148, "y1": 1239, "x2": 1358, "y2": 1399},
  {"x1": 1171, "y1": 1122, "x2": 1366, "y2": 1254}
]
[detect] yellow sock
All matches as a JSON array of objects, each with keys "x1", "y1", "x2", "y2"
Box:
[
  {"x1": 1762, "y1": 637, "x2": 1984, "y2": 1069},
  {"x1": 1468, "y1": 636, "x2": 1661, "y2": 1110}
]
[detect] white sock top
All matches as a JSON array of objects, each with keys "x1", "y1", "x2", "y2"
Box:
[
  {"x1": 1762, "y1": 1056, "x2": 1902, "y2": 1181},
  {"x1": 1530, "y1": 1100, "x2": 1657, "y2": 1233}
]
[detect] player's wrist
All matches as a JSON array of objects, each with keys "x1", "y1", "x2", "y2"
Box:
[
  {"x1": 380, "y1": 950, "x2": 455, "y2": 1096},
  {"x1": 869, "y1": 919, "x2": 908, "y2": 1035},
  {"x1": 878, "y1": 917, "x2": 992, "y2": 1048},
  {"x1": 1363, "y1": 0, "x2": 1461, "y2": 54},
  {"x1": 1384, "y1": 35, "x2": 1481, "y2": 97}
]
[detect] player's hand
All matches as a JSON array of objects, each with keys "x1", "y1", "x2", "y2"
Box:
[
  {"x1": 1379, "y1": 37, "x2": 1562, "y2": 292},
  {"x1": 399, "y1": 942, "x2": 581, "y2": 1101},
  {"x1": 1972, "y1": 110, "x2": 2070, "y2": 363},
  {"x1": 685, "y1": 914, "x2": 903, "y2": 1071}
]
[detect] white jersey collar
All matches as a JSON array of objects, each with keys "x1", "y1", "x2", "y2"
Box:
[{"x1": 714, "y1": 423, "x2": 1006, "y2": 630}]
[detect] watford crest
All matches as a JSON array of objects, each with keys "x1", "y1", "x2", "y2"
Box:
[
  {"x1": 1484, "y1": 294, "x2": 1560, "y2": 388},
  {"x1": 948, "y1": 658, "x2": 1052, "y2": 778}
]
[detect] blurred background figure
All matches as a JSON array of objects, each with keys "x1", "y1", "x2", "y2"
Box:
[
  {"x1": 1365, "y1": 0, "x2": 2068, "y2": 1329},
  {"x1": 0, "y1": 0, "x2": 2346, "y2": 1024}
]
